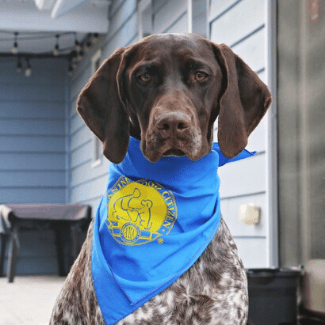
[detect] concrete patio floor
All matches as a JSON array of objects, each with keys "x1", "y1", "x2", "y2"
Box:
[
  {"x1": 1, "y1": 275, "x2": 324, "y2": 325},
  {"x1": 0, "y1": 275, "x2": 66, "y2": 325}
]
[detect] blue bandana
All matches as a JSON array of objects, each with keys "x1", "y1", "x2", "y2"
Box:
[{"x1": 92, "y1": 137, "x2": 256, "y2": 325}]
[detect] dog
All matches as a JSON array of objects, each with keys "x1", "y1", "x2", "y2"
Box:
[{"x1": 49, "y1": 33, "x2": 271, "y2": 325}]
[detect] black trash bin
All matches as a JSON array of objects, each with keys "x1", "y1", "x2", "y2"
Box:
[{"x1": 247, "y1": 267, "x2": 302, "y2": 325}]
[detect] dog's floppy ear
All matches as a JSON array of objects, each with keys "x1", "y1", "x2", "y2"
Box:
[
  {"x1": 213, "y1": 43, "x2": 272, "y2": 158},
  {"x1": 77, "y1": 47, "x2": 129, "y2": 164}
]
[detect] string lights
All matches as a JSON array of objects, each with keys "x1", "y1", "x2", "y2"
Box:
[
  {"x1": 84, "y1": 40, "x2": 92, "y2": 52},
  {"x1": 53, "y1": 34, "x2": 60, "y2": 56},
  {"x1": 1, "y1": 31, "x2": 100, "y2": 77},
  {"x1": 91, "y1": 33, "x2": 99, "y2": 44},
  {"x1": 16, "y1": 57, "x2": 22, "y2": 73},
  {"x1": 12, "y1": 32, "x2": 19, "y2": 54},
  {"x1": 74, "y1": 33, "x2": 81, "y2": 52},
  {"x1": 25, "y1": 58, "x2": 32, "y2": 77}
]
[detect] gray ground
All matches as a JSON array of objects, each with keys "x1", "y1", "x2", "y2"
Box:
[{"x1": 0, "y1": 275, "x2": 65, "y2": 325}]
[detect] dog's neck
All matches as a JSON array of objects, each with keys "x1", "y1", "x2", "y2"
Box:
[{"x1": 129, "y1": 123, "x2": 141, "y2": 140}]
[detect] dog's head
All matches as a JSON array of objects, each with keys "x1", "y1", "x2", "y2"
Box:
[{"x1": 77, "y1": 33, "x2": 272, "y2": 163}]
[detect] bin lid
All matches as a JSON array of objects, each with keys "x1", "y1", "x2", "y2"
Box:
[{"x1": 246, "y1": 267, "x2": 302, "y2": 278}]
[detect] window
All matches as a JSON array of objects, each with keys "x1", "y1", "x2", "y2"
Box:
[{"x1": 91, "y1": 50, "x2": 102, "y2": 167}]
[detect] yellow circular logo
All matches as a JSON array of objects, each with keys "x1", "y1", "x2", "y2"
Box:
[{"x1": 106, "y1": 177, "x2": 177, "y2": 246}]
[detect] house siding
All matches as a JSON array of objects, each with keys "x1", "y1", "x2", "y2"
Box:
[
  {"x1": 0, "y1": 58, "x2": 68, "y2": 274},
  {"x1": 209, "y1": 0, "x2": 269, "y2": 268},
  {"x1": 153, "y1": 0, "x2": 188, "y2": 33}
]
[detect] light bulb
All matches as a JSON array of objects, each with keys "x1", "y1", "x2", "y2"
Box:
[
  {"x1": 53, "y1": 44, "x2": 60, "y2": 56},
  {"x1": 25, "y1": 66, "x2": 32, "y2": 77},
  {"x1": 75, "y1": 40, "x2": 82, "y2": 52},
  {"x1": 12, "y1": 42, "x2": 18, "y2": 54},
  {"x1": 12, "y1": 32, "x2": 19, "y2": 54},
  {"x1": 84, "y1": 40, "x2": 92, "y2": 52},
  {"x1": 16, "y1": 61, "x2": 22, "y2": 73}
]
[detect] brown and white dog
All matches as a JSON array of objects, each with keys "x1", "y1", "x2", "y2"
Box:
[{"x1": 50, "y1": 33, "x2": 271, "y2": 325}]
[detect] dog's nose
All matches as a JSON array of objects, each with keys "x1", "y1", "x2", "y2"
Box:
[{"x1": 155, "y1": 112, "x2": 191, "y2": 135}]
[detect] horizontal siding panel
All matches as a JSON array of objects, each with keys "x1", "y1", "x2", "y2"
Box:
[
  {"x1": 87, "y1": 196, "x2": 103, "y2": 219},
  {"x1": 0, "y1": 188, "x2": 66, "y2": 203},
  {"x1": 210, "y1": 0, "x2": 265, "y2": 46},
  {"x1": 70, "y1": 97, "x2": 78, "y2": 118},
  {"x1": 0, "y1": 85, "x2": 65, "y2": 102},
  {"x1": 0, "y1": 74, "x2": 65, "y2": 87},
  {"x1": 70, "y1": 60, "x2": 91, "y2": 91},
  {"x1": 0, "y1": 152, "x2": 65, "y2": 171},
  {"x1": 153, "y1": 0, "x2": 187, "y2": 34},
  {"x1": 232, "y1": 28, "x2": 265, "y2": 73},
  {"x1": 108, "y1": 0, "x2": 137, "y2": 39},
  {"x1": 71, "y1": 141, "x2": 93, "y2": 168},
  {"x1": 221, "y1": 192, "x2": 267, "y2": 237},
  {"x1": 70, "y1": 126, "x2": 92, "y2": 151},
  {"x1": 0, "y1": 60, "x2": 67, "y2": 86},
  {"x1": 214, "y1": 109, "x2": 266, "y2": 153},
  {"x1": 234, "y1": 237, "x2": 267, "y2": 268},
  {"x1": 0, "y1": 171, "x2": 65, "y2": 187},
  {"x1": 209, "y1": 0, "x2": 239, "y2": 22},
  {"x1": 165, "y1": 12, "x2": 188, "y2": 33},
  {"x1": 70, "y1": 175, "x2": 107, "y2": 203},
  {"x1": 0, "y1": 119, "x2": 65, "y2": 136},
  {"x1": 246, "y1": 118, "x2": 266, "y2": 153},
  {"x1": 0, "y1": 135, "x2": 65, "y2": 153},
  {"x1": 70, "y1": 113, "x2": 84, "y2": 135},
  {"x1": 0, "y1": 102, "x2": 65, "y2": 119},
  {"x1": 71, "y1": 159, "x2": 109, "y2": 187},
  {"x1": 102, "y1": 13, "x2": 138, "y2": 58},
  {"x1": 218, "y1": 153, "x2": 266, "y2": 198},
  {"x1": 71, "y1": 196, "x2": 102, "y2": 219},
  {"x1": 21, "y1": 58, "x2": 67, "y2": 74},
  {"x1": 71, "y1": 66, "x2": 91, "y2": 101}
]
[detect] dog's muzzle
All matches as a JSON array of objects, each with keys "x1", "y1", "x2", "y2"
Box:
[{"x1": 143, "y1": 110, "x2": 203, "y2": 162}]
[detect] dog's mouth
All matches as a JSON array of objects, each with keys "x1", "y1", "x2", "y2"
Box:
[
  {"x1": 162, "y1": 149, "x2": 186, "y2": 157},
  {"x1": 142, "y1": 129, "x2": 210, "y2": 163}
]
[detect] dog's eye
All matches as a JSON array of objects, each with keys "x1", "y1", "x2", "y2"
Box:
[
  {"x1": 139, "y1": 73, "x2": 151, "y2": 82},
  {"x1": 195, "y1": 71, "x2": 208, "y2": 82}
]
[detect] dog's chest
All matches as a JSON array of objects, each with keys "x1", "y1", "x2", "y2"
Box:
[{"x1": 92, "y1": 137, "x2": 224, "y2": 325}]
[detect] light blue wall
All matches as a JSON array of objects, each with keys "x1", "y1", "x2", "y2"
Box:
[
  {"x1": 208, "y1": 0, "x2": 270, "y2": 268},
  {"x1": 0, "y1": 57, "x2": 69, "y2": 274}
]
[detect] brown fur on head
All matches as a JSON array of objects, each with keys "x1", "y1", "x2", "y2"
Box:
[{"x1": 77, "y1": 33, "x2": 271, "y2": 164}]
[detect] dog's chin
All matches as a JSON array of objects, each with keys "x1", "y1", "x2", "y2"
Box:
[
  {"x1": 162, "y1": 149, "x2": 186, "y2": 157},
  {"x1": 141, "y1": 129, "x2": 212, "y2": 163},
  {"x1": 142, "y1": 145, "x2": 211, "y2": 163}
]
